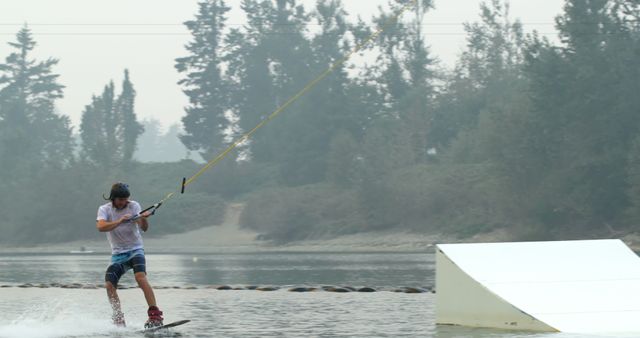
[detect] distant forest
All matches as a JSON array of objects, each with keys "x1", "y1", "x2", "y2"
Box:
[{"x1": 1, "y1": 0, "x2": 640, "y2": 245}]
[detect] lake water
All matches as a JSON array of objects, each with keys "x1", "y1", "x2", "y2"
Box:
[{"x1": 0, "y1": 252, "x2": 630, "y2": 337}]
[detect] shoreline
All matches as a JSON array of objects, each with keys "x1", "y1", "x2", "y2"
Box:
[
  {"x1": 0, "y1": 230, "x2": 446, "y2": 254},
  {"x1": 3, "y1": 226, "x2": 637, "y2": 254},
  {"x1": 0, "y1": 202, "x2": 453, "y2": 254},
  {"x1": 4, "y1": 200, "x2": 638, "y2": 253}
]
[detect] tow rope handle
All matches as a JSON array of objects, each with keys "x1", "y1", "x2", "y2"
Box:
[
  {"x1": 128, "y1": 178, "x2": 181, "y2": 223},
  {"x1": 127, "y1": 203, "x2": 163, "y2": 223},
  {"x1": 142, "y1": 203, "x2": 162, "y2": 216}
]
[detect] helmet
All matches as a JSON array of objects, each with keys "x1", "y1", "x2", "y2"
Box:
[{"x1": 106, "y1": 183, "x2": 130, "y2": 201}]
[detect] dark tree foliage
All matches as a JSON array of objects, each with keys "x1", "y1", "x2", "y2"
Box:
[
  {"x1": 118, "y1": 69, "x2": 144, "y2": 166},
  {"x1": 0, "y1": 27, "x2": 73, "y2": 176},
  {"x1": 175, "y1": 0, "x2": 231, "y2": 160},
  {"x1": 0, "y1": 27, "x2": 75, "y2": 241},
  {"x1": 80, "y1": 70, "x2": 144, "y2": 168},
  {"x1": 4, "y1": 1, "x2": 640, "y2": 245}
]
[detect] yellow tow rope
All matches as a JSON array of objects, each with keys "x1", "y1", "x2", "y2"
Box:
[{"x1": 154, "y1": 0, "x2": 418, "y2": 208}]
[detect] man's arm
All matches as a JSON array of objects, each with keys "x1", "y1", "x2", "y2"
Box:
[{"x1": 137, "y1": 211, "x2": 151, "y2": 232}]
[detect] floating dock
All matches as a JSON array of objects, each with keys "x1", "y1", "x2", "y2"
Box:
[{"x1": 436, "y1": 239, "x2": 640, "y2": 333}]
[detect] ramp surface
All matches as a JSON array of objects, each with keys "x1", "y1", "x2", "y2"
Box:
[{"x1": 436, "y1": 239, "x2": 640, "y2": 333}]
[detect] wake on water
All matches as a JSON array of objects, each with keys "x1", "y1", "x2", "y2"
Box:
[
  {"x1": 0, "y1": 295, "x2": 153, "y2": 338},
  {"x1": 1, "y1": 317, "x2": 115, "y2": 338}
]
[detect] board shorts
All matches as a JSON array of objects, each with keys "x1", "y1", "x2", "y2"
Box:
[{"x1": 105, "y1": 248, "x2": 146, "y2": 286}]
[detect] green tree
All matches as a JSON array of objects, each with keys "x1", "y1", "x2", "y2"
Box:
[
  {"x1": 80, "y1": 82, "x2": 117, "y2": 166},
  {"x1": 519, "y1": 0, "x2": 640, "y2": 230},
  {"x1": 0, "y1": 27, "x2": 73, "y2": 177},
  {"x1": 363, "y1": 1, "x2": 437, "y2": 163},
  {"x1": 226, "y1": 0, "x2": 319, "y2": 184},
  {"x1": 276, "y1": 0, "x2": 366, "y2": 184},
  {"x1": 430, "y1": 0, "x2": 524, "y2": 148},
  {"x1": 224, "y1": 1, "x2": 277, "y2": 163},
  {"x1": 175, "y1": 0, "x2": 232, "y2": 160},
  {"x1": 80, "y1": 71, "x2": 143, "y2": 168},
  {"x1": 117, "y1": 69, "x2": 143, "y2": 166},
  {"x1": 398, "y1": 0, "x2": 437, "y2": 162},
  {"x1": 0, "y1": 27, "x2": 74, "y2": 241},
  {"x1": 326, "y1": 130, "x2": 361, "y2": 187}
]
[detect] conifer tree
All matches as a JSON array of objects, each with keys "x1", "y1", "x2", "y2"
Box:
[
  {"x1": 0, "y1": 26, "x2": 73, "y2": 177},
  {"x1": 80, "y1": 72, "x2": 143, "y2": 167},
  {"x1": 175, "y1": 0, "x2": 231, "y2": 159},
  {"x1": 118, "y1": 69, "x2": 143, "y2": 165}
]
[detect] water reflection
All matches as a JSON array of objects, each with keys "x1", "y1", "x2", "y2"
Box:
[{"x1": 0, "y1": 252, "x2": 432, "y2": 288}]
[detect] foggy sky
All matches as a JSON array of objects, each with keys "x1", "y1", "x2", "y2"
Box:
[{"x1": 0, "y1": 0, "x2": 563, "y2": 131}]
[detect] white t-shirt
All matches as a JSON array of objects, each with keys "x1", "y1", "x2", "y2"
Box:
[{"x1": 97, "y1": 201, "x2": 144, "y2": 254}]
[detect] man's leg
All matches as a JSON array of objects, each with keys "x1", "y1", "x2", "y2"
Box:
[
  {"x1": 134, "y1": 272, "x2": 157, "y2": 307},
  {"x1": 131, "y1": 254, "x2": 163, "y2": 328},
  {"x1": 105, "y1": 263, "x2": 126, "y2": 326},
  {"x1": 106, "y1": 281, "x2": 124, "y2": 319}
]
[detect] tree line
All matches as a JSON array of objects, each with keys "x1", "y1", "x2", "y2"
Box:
[
  {"x1": 0, "y1": 28, "x2": 224, "y2": 244},
  {"x1": 1, "y1": 0, "x2": 639, "y2": 244}
]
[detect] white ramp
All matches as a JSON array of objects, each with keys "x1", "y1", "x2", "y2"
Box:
[{"x1": 436, "y1": 239, "x2": 640, "y2": 333}]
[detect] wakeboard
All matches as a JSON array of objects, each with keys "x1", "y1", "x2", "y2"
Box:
[{"x1": 138, "y1": 319, "x2": 191, "y2": 333}]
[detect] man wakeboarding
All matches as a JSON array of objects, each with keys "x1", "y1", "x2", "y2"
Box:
[{"x1": 96, "y1": 183, "x2": 164, "y2": 328}]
